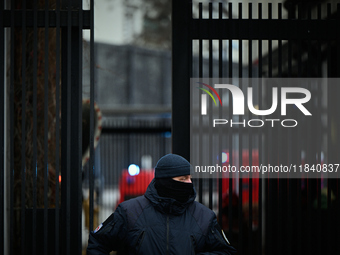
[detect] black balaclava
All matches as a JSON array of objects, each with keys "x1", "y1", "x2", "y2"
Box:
[
  {"x1": 154, "y1": 154, "x2": 194, "y2": 203},
  {"x1": 155, "y1": 178, "x2": 193, "y2": 203}
]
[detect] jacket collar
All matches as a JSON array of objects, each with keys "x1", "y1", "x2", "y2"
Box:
[{"x1": 144, "y1": 178, "x2": 196, "y2": 215}]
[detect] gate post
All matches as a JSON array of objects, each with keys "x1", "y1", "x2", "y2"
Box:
[
  {"x1": 0, "y1": 1, "x2": 5, "y2": 254},
  {"x1": 172, "y1": 0, "x2": 192, "y2": 160},
  {"x1": 61, "y1": 0, "x2": 83, "y2": 254}
]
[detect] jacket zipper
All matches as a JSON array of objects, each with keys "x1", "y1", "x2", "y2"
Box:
[{"x1": 166, "y1": 215, "x2": 170, "y2": 255}]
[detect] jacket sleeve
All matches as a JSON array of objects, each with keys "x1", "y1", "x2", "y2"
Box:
[
  {"x1": 198, "y1": 217, "x2": 236, "y2": 255},
  {"x1": 87, "y1": 205, "x2": 127, "y2": 255}
]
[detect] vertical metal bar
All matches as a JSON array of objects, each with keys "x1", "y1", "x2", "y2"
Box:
[
  {"x1": 44, "y1": 0, "x2": 50, "y2": 253},
  {"x1": 277, "y1": 4, "x2": 283, "y2": 255},
  {"x1": 198, "y1": 3, "x2": 203, "y2": 204},
  {"x1": 32, "y1": 0, "x2": 38, "y2": 254},
  {"x1": 0, "y1": 0, "x2": 4, "y2": 252},
  {"x1": 2, "y1": 8, "x2": 9, "y2": 252},
  {"x1": 257, "y1": 5, "x2": 263, "y2": 255},
  {"x1": 228, "y1": 2, "x2": 233, "y2": 245},
  {"x1": 208, "y1": 2, "x2": 213, "y2": 210},
  {"x1": 316, "y1": 5, "x2": 322, "y2": 255},
  {"x1": 268, "y1": 5, "x2": 272, "y2": 79},
  {"x1": 326, "y1": 4, "x2": 332, "y2": 254},
  {"x1": 238, "y1": 4, "x2": 243, "y2": 254},
  {"x1": 78, "y1": 1, "x2": 84, "y2": 253},
  {"x1": 296, "y1": 4, "x2": 303, "y2": 255},
  {"x1": 61, "y1": 0, "x2": 83, "y2": 253},
  {"x1": 172, "y1": 0, "x2": 191, "y2": 160},
  {"x1": 248, "y1": 4, "x2": 253, "y2": 254},
  {"x1": 277, "y1": 5, "x2": 282, "y2": 77},
  {"x1": 9, "y1": 0, "x2": 15, "y2": 253},
  {"x1": 288, "y1": 2, "x2": 292, "y2": 77},
  {"x1": 306, "y1": 5, "x2": 313, "y2": 255},
  {"x1": 60, "y1": 0, "x2": 75, "y2": 253},
  {"x1": 266, "y1": 3, "x2": 273, "y2": 255},
  {"x1": 89, "y1": 0, "x2": 95, "y2": 233},
  {"x1": 20, "y1": 1, "x2": 27, "y2": 254},
  {"x1": 55, "y1": 0, "x2": 61, "y2": 254},
  {"x1": 218, "y1": 2, "x2": 223, "y2": 226},
  {"x1": 287, "y1": 3, "x2": 293, "y2": 255},
  {"x1": 66, "y1": 0, "x2": 72, "y2": 252}
]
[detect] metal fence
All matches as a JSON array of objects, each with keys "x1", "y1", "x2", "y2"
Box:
[
  {"x1": 1, "y1": 0, "x2": 94, "y2": 254},
  {"x1": 81, "y1": 117, "x2": 172, "y2": 235},
  {"x1": 97, "y1": 118, "x2": 171, "y2": 187},
  {"x1": 172, "y1": 1, "x2": 340, "y2": 255}
]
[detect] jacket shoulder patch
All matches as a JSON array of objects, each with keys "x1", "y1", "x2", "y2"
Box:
[{"x1": 93, "y1": 223, "x2": 103, "y2": 233}]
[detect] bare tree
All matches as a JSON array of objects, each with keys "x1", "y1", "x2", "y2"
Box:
[{"x1": 130, "y1": 0, "x2": 172, "y2": 49}]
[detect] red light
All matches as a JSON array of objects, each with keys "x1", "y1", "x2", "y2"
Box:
[{"x1": 59, "y1": 175, "x2": 62, "y2": 183}]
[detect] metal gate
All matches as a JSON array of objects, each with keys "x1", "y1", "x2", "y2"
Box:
[
  {"x1": 1, "y1": 0, "x2": 94, "y2": 254},
  {"x1": 2, "y1": 1, "x2": 340, "y2": 255},
  {"x1": 172, "y1": 1, "x2": 340, "y2": 255}
]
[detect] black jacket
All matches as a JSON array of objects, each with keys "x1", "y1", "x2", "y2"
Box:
[{"x1": 87, "y1": 179, "x2": 236, "y2": 255}]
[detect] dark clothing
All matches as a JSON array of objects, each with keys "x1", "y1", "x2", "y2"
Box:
[
  {"x1": 154, "y1": 177, "x2": 194, "y2": 203},
  {"x1": 87, "y1": 179, "x2": 236, "y2": 255}
]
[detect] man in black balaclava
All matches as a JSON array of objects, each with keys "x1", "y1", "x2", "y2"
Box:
[
  {"x1": 87, "y1": 154, "x2": 236, "y2": 255},
  {"x1": 154, "y1": 153, "x2": 194, "y2": 203}
]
